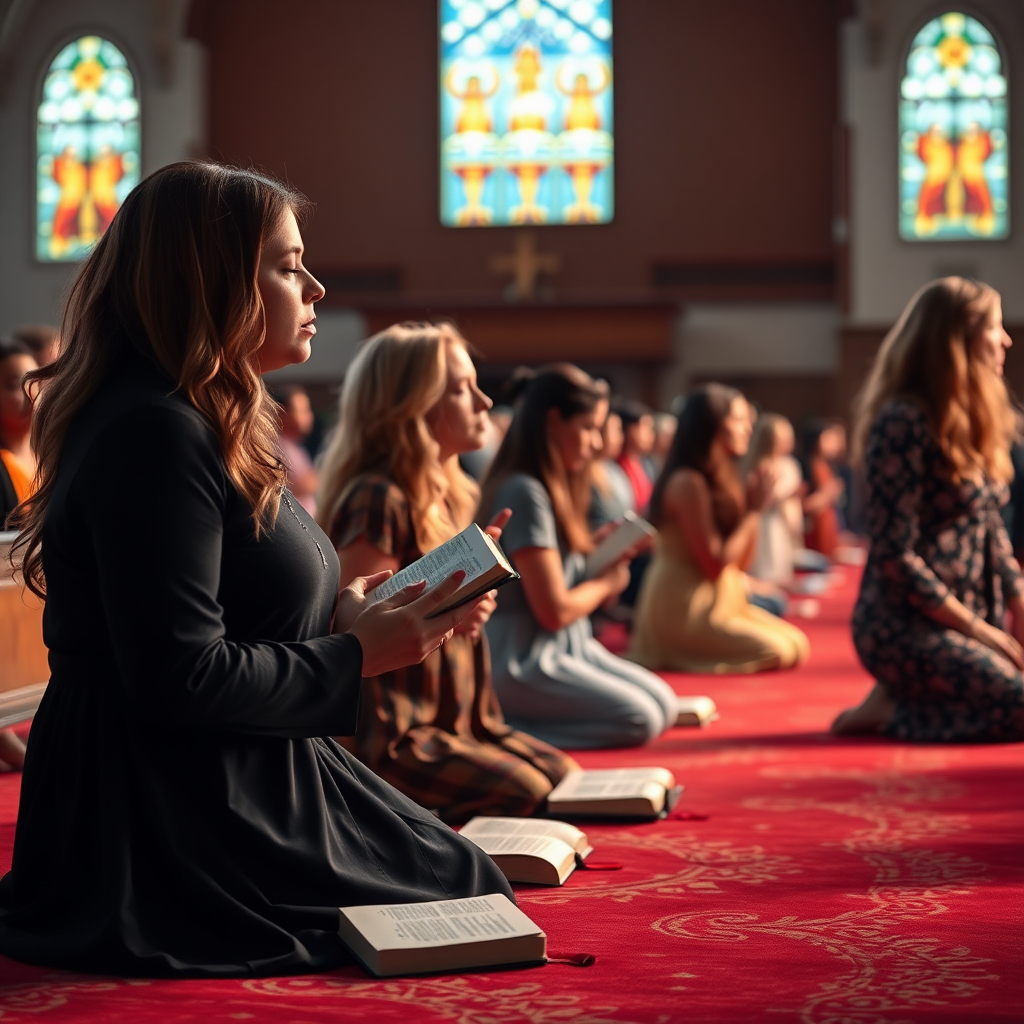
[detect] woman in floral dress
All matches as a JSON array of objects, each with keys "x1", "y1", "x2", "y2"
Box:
[{"x1": 835, "y1": 277, "x2": 1024, "y2": 741}]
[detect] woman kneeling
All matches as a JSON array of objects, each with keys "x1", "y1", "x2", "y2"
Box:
[{"x1": 836, "y1": 277, "x2": 1024, "y2": 741}]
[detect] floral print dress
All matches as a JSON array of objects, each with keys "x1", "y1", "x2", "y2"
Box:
[{"x1": 853, "y1": 399, "x2": 1024, "y2": 741}]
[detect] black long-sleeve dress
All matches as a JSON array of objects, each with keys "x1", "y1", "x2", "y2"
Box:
[
  {"x1": 852, "y1": 398, "x2": 1024, "y2": 741},
  {"x1": 0, "y1": 357, "x2": 511, "y2": 977}
]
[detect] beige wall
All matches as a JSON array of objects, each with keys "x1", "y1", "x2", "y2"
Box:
[
  {"x1": 0, "y1": 0, "x2": 205, "y2": 330},
  {"x1": 842, "y1": 0, "x2": 1024, "y2": 325}
]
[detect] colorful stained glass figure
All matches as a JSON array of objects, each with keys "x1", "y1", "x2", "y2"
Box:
[
  {"x1": 36, "y1": 35, "x2": 141, "y2": 261},
  {"x1": 440, "y1": 0, "x2": 614, "y2": 228},
  {"x1": 899, "y1": 12, "x2": 1008, "y2": 241}
]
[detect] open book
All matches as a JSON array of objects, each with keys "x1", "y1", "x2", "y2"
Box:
[
  {"x1": 546, "y1": 767, "x2": 682, "y2": 819},
  {"x1": 584, "y1": 511, "x2": 656, "y2": 579},
  {"x1": 675, "y1": 695, "x2": 718, "y2": 728},
  {"x1": 337, "y1": 893, "x2": 546, "y2": 976},
  {"x1": 459, "y1": 817, "x2": 593, "y2": 886},
  {"x1": 368, "y1": 522, "x2": 519, "y2": 617}
]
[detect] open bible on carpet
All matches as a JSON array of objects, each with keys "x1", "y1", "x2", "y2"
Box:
[
  {"x1": 337, "y1": 893, "x2": 546, "y2": 976},
  {"x1": 546, "y1": 767, "x2": 682, "y2": 819},
  {"x1": 459, "y1": 816, "x2": 593, "y2": 886},
  {"x1": 368, "y1": 522, "x2": 519, "y2": 617}
]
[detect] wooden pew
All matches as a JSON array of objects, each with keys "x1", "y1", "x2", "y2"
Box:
[{"x1": 0, "y1": 531, "x2": 47, "y2": 728}]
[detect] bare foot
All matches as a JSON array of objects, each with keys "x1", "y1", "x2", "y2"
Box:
[
  {"x1": 0, "y1": 729, "x2": 27, "y2": 771},
  {"x1": 830, "y1": 683, "x2": 895, "y2": 736}
]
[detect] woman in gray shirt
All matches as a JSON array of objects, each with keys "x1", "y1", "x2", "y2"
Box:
[{"x1": 479, "y1": 365, "x2": 678, "y2": 748}]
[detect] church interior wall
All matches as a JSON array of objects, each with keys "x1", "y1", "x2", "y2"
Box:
[
  {"x1": 0, "y1": 0, "x2": 204, "y2": 329},
  {"x1": 197, "y1": 0, "x2": 846, "y2": 419},
  {"x1": 665, "y1": 302, "x2": 841, "y2": 415},
  {"x1": 16, "y1": 1, "x2": 1024, "y2": 425},
  {"x1": 200, "y1": 0, "x2": 841, "y2": 299},
  {"x1": 842, "y1": 0, "x2": 1024, "y2": 326}
]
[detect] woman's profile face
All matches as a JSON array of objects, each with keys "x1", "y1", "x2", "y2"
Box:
[
  {"x1": 0, "y1": 353, "x2": 37, "y2": 441},
  {"x1": 601, "y1": 412, "x2": 624, "y2": 461},
  {"x1": 255, "y1": 209, "x2": 326, "y2": 375},
  {"x1": 629, "y1": 414, "x2": 656, "y2": 455},
  {"x1": 970, "y1": 296, "x2": 1012, "y2": 377},
  {"x1": 426, "y1": 339, "x2": 493, "y2": 461},
  {"x1": 774, "y1": 421, "x2": 795, "y2": 458},
  {"x1": 718, "y1": 396, "x2": 753, "y2": 459},
  {"x1": 549, "y1": 397, "x2": 608, "y2": 474}
]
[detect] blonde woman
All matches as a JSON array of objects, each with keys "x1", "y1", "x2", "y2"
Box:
[
  {"x1": 836, "y1": 277, "x2": 1024, "y2": 740},
  {"x1": 317, "y1": 323, "x2": 577, "y2": 823}
]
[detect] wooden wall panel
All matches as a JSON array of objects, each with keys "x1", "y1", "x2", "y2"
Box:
[
  {"x1": 0, "y1": 584, "x2": 47, "y2": 693},
  {"x1": 690, "y1": 373, "x2": 838, "y2": 426},
  {"x1": 198, "y1": 0, "x2": 841, "y2": 302},
  {"x1": 364, "y1": 304, "x2": 677, "y2": 364}
]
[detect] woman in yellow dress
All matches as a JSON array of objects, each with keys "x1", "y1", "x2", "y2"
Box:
[{"x1": 628, "y1": 384, "x2": 809, "y2": 673}]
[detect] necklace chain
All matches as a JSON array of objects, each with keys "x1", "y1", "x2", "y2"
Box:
[{"x1": 281, "y1": 489, "x2": 328, "y2": 570}]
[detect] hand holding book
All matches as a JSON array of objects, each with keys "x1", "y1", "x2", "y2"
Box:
[
  {"x1": 368, "y1": 522, "x2": 519, "y2": 618},
  {"x1": 342, "y1": 518, "x2": 518, "y2": 675},
  {"x1": 345, "y1": 568, "x2": 487, "y2": 677},
  {"x1": 585, "y1": 512, "x2": 657, "y2": 580}
]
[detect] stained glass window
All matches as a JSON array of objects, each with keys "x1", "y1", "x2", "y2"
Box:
[
  {"x1": 36, "y1": 35, "x2": 141, "y2": 261},
  {"x1": 899, "y1": 12, "x2": 1008, "y2": 241},
  {"x1": 440, "y1": 0, "x2": 613, "y2": 227}
]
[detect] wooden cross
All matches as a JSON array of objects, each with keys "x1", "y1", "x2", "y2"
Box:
[{"x1": 490, "y1": 230, "x2": 562, "y2": 302}]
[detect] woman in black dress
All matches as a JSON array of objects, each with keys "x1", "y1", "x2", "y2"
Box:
[
  {"x1": 0, "y1": 162, "x2": 512, "y2": 977},
  {"x1": 835, "y1": 277, "x2": 1024, "y2": 741}
]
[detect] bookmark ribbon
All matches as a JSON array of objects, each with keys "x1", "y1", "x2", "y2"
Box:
[
  {"x1": 576, "y1": 855, "x2": 623, "y2": 871},
  {"x1": 546, "y1": 953, "x2": 597, "y2": 967}
]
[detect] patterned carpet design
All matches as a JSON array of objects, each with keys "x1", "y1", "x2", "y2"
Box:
[{"x1": 2, "y1": 567, "x2": 1022, "y2": 1023}]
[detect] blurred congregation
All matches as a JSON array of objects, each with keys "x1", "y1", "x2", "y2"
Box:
[{"x1": 0, "y1": 0, "x2": 1022, "y2": 984}]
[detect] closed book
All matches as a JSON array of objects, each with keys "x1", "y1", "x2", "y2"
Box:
[
  {"x1": 546, "y1": 768, "x2": 682, "y2": 820},
  {"x1": 459, "y1": 817, "x2": 594, "y2": 886},
  {"x1": 368, "y1": 522, "x2": 519, "y2": 617},
  {"x1": 338, "y1": 893, "x2": 546, "y2": 977}
]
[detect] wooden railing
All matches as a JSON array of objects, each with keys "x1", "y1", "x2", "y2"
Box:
[{"x1": 0, "y1": 531, "x2": 47, "y2": 727}]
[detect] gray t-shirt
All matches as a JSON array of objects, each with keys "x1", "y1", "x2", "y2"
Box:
[{"x1": 489, "y1": 473, "x2": 578, "y2": 619}]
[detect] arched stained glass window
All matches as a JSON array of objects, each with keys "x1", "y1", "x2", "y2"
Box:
[
  {"x1": 36, "y1": 35, "x2": 140, "y2": 261},
  {"x1": 899, "y1": 12, "x2": 1008, "y2": 241}
]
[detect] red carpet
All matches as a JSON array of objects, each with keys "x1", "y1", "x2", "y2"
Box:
[{"x1": 2, "y1": 566, "x2": 1022, "y2": 1023}]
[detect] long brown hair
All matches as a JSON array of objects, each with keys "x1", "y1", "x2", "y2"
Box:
[
  {"x1": 315, "y1": 322, "x2": 480, "y2": 552},
  {"x1": 649, "y1": 384, "x2": 746, "y2": 536},
  {"x1": 14, "y1": 161, "x2": 311, "y2": 596},
  {"x1": 479, "y1": 364, "x2": 609, "y2": 553},
  {"x1": 852, "y1": 277, "x2": 1017, "y2": 483}
]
